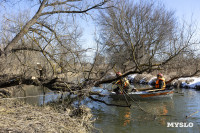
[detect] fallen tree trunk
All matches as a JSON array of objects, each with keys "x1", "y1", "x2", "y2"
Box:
[
  {"x1": 0, "y1": 74, "x2": 129, "y2": 107},
  {"x1": 0, "y1": 74, "x2": 78, "y2": 91},
  {"x1": 0, "y1": 74, "x2": 40, "y2": 88}
]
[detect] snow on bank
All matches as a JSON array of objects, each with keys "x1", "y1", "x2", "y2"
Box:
[
  {"x1": 178, "y1": 77, "x2": 200, "y2": 88},
  {"x1": 127, "y1": 74, "x2": 156, "y2": 85},
  {"x1": 127, "y1": 74, "x2": 137, "y2": 80},
  {"x1": 127, "y1": 74, "x2": 200, "y2": 89}
]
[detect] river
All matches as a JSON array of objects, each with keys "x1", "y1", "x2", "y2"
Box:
[{"x1": 13, "y1": 85, "x2": 200, "y2": 133}]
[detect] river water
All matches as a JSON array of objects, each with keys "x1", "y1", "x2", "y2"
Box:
[{"x1": 13, "y1": 85, "x2": 200, "y2": 133}]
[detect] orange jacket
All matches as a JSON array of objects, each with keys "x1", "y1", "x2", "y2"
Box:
[
  {"x1": 155, "y1": 77, "x2": 166, "y2": 89},
  {"x1": 116, "y1": 78, "x2": 130, "y2": 88}
]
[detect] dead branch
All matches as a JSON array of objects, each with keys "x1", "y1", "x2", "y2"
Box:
[{"x1": 88, "y1": 96, "x2": 131, "y2": 108}]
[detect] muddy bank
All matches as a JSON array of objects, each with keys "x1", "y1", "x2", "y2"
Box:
[{"x1": 0, "y1": 99, "x2": 94, "y2": 133}]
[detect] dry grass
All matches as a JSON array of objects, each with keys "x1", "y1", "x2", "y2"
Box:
[{"x1": 0, "y1": 99, "x2": 94, "y2": 133}]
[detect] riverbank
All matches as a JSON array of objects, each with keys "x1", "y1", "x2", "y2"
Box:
[
  {"x1": 1, "y1": 73, "x2": 200, "y2": 132},
  {"x1": 128, "y1": 73, "x2": 200, "y2": 89},
  {"x1": 0, "y1": 99, "x2": 94, "y2": 132}
]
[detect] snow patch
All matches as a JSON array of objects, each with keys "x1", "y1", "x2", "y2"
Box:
[
  {"x1": 178, "y1": 77, "x2": 200, "y2": 88},
  {"x1": 148, "y1": 77, "x2": 157, "y2": 85},
  {"x1": 127, "y1": 74, "x2": 137, "y2": 79}
]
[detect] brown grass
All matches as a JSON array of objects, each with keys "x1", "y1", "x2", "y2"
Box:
[{"x1": 0, "y1": 99, "x2": 94, "y2": 133}]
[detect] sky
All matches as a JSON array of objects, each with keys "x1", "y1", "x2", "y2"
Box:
[
  {"x1": 82, "y1": 0, "x2": 200, "y2": 41},
  {"x1": 162, "y1": 0, "x2": 200, "y2": 24},
  {"x1": 1, "y1": 0, "x2": 200, "y2": 58},
  {"x1": 81, "y1": 0, "x2": 200, "y2": 59},
  {"x1": 1, "y1": 0, "x2": 200, "y2": 34}
]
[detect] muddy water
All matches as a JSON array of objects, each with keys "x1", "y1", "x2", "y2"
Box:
[{"x1": 13, "y1": 85, "x2": 200, "y2": 132}]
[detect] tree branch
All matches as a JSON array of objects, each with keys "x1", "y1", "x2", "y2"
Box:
[
  {"x1": 88, "y1": 96, "x2": 131, "y2": 107},
  {"x1": 40, "y1": 0, "x2": 109, "y2": 16},
  {"x1": 3, "y1": 0, "x2": 48, "y2": 53}
]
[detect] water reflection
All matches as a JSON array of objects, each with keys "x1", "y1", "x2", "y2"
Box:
[
  {"x1": 123, "y1": 108, "x2": 131, "y2": 126},
  {"x1": 12, "y1": 85, "x2": 65, "y2": 105},
  {"x1": 93, "y1": 88, "x2": 200, "y2": 133},
  {"x1": 11, "y1": 85, "x2": 200, "y2": 132}
]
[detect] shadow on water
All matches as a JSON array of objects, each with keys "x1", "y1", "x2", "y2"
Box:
[{"x1": 12, "y1": 85, "x2": 200, "y2": 132}]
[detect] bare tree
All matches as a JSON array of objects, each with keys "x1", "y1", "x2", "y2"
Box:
[
  {"x1": 96, "y1": 0, "x2": 200, "y2": 79},
  {"x1": 1, "y1": 0, "x2": 200, "y2": 99},
  {"x1": 0, "y1": 0, "x2": 110, "y2": 74},
  {"x1": 0, "y1": 0, "x2": 111, "y2": 93},
  {"x1": 0, "y1": 0, "x2": 109, "y2": 53}
]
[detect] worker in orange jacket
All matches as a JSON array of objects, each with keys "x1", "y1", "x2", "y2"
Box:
[
  {"x1": 154, "y1": 73, "x2": 166, "y2": 90},
  {"x1": 113, "y1": 72, "x2": 130, "y2": 94}
]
